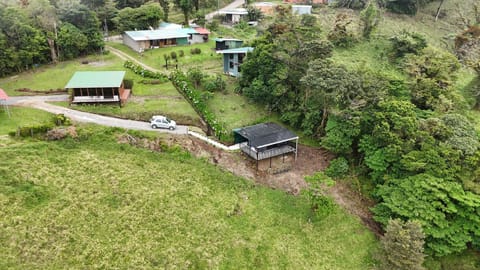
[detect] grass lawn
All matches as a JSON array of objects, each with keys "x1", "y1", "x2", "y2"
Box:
[
  {"x1": 0, "y1": 54, "x2": 126, "y2": 97},
  {"x1": 0, "y1": 107, "x2": 53, "y2": 135},
  {"x1": 0, "y1": 126, "x2": 379, "y2": 269},
  {"x1": 207, "y1": 78, "x2": 277, "y2": 130},
  {"x1": 108, "y1": 41, "x2": 224, "y2": 74}
]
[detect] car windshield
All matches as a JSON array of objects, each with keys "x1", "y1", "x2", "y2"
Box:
[{"x1": 166, "y1": 118, "x2": 171, "y2": 123}]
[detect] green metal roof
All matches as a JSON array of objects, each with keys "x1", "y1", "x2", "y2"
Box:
[{"x1": 65, "y1": 71, "x2": 126, "y2": 88}]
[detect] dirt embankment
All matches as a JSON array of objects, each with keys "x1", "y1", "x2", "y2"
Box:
[{"x1": 168, "y1": 135, "x2": 383, "y2": 236}]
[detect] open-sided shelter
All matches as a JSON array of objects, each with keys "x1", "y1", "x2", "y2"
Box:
[
  {"x1": 234, "y1": 122, "x2": 299, "y2": 168},
  {"x1": 65, "y1": 71, "x2": 129, "y2": 105},
  {"x1": 0, "y1": 88, "x2": 10, "y2": 117},
  {"x1": 216, "y1": 47, "x2": 253, "y2": 77}
]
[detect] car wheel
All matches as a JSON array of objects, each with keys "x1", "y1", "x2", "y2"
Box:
[
  {"x1": 169, "y1": 126, "x2": 174, "y2": 130},
  {"x1": 152, "y1": 124, "x2": 157, "y2": 129}
]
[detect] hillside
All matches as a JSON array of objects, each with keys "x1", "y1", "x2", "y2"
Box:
[{"x1": 0, "y1": 125, "x2": 378, "y2": 269}]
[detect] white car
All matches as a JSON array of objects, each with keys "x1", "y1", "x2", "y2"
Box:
[{"x1": 150, "y1": 115, "x2": 176, "y2": 130}]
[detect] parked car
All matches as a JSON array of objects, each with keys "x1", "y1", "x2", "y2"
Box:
[{"x1": 150, "y1": 115, "x2": 176, "y2": 130}]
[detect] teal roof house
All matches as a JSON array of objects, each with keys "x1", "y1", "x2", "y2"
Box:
[{"x1": 216, "y1": 47, "x2": 254, "y2": 77}]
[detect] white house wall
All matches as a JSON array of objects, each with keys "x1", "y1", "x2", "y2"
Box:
[
  {"x1": 123, "y1": 34, "x2": 141, "y2": 52},
  {"x1": 190, "y1": 34, "x2": 206, "y2": 44}
]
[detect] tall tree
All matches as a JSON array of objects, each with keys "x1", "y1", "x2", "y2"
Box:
[
  {"x1": 0, "y1": 6, "x2": 49, "y2": 73},
  {"x1": 381, "y1": 219, "x2": 426, "y2": 270},
  {"x1": 174, "y1": 0, "x2": 193, "y2": 25},
  {"x1": 300, "y1": 59, "x2": 361, "y2": 135},
  {"x1": 158, "y1": 0, "x2": 169, "y2": 21},
  {"x1": 25, "y1": 0, "x2": 59, "y2": 63},
  {"x1": 373, "y1": 174, "x2": 480, "y2": 256}
]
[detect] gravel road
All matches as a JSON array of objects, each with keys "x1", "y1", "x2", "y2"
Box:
[{"x1": 14, "y1": 99, "x2": 188, "y2": 135}]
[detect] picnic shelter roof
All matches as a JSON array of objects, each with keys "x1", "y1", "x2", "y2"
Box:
[
  {"x1": 0, "y1": 89, "x2": 8, "y2": 100},
  {"x1": 234, "y1": 122, "x2": 298, "y2": 148},
  {"x1": 65, "y1": 71, "x2": 126, "y2": 89}
]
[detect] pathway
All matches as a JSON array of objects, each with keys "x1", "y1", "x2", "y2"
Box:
[
  {"x1": 205, "y1": 0, "x2": 245, "y2": 21},
  {"x1": 16, "y1": 100, "x2": 188, "y2": 135},
  {"x1": 9, "y1": 96, "x2": 239, "y2": 150}
]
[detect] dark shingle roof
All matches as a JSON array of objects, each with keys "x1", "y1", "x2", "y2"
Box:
[{"x1": 235, "y1": 122, "x2": 298, "y2": 148}]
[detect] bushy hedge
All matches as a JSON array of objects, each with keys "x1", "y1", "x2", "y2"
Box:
[
  {"x1": 124, "y1": 61, "x2": 169, "y2": 82},
  {"x1": 11, "y1": 123, "x2": 54, "y2": 137},
  {"x1": 170, "y1": 70, "x2": 228, "y2": 141}
]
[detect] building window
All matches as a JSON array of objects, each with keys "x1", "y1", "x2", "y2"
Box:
[
  {"x1": 229, "y1": 61, "x2": 234, "y2": 69},
  {"x1": 229, "y1": 54, "x2": 234, "y2": 60}
]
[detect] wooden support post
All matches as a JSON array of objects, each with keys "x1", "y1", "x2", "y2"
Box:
[{"x1": 295, "y1": 138, "x2": 298, "y2": 161}]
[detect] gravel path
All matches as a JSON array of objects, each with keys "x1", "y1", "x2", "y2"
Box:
[
  {"x1": 16, "y1": 100, "x2": 188, "y2": 135},
  {"x1": 205, "y1": 0, "x2": 245, "y2": 20}
]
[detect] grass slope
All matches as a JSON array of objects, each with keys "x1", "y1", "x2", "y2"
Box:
[{"x1": 0, "y1": 126, "x2": 378, "y2": 269}]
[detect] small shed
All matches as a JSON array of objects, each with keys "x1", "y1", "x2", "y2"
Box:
[
  {"x1": 214, "y1": 38, "x2": 243, "y2": 51},
  {"x1": 219, "y1": 8, "x2": 248, "y2": 24},
  {"x1": 191, "y1": 27, "x2": 210, "y2": 43},
  {"x1": 292, "y1": 5, "x2": 312, "y2": 15},
  {"x1": 123, "y1": 30, "x2": 189, "y2": 52},
  {"x1": 65, "y1": 71, "x2": 129, "y2": 105},
  {"x1": 0, "y1": 88, "x2": 10, "y2": 117},
  {"x1": 234, "y1": 122, "x2": 299, "y2": 169},
  {"x1": 216, "y1": 47, "x2": 253, "y2": 77}
]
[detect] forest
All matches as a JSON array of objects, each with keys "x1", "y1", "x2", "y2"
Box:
[{"x1": 239, "y1": 0, "x2": 480, "y2": 266}]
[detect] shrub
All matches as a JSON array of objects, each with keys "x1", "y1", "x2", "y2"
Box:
[
  {"x1": 53, "y1": 114, "x2": 71, "y2": 126},
  {"x1": 190, "y1": 48, "x2": 201, "y2": 55},
  {"x1": 381, "y1": 219, "x2": 425, "y2": 270},
  {"x1": 390, "y1": 31, "x2": 427, "y2": 58},
  {"x1": 204, "y1": 75, "x2": 227, "y2": 93},
  {"x1": 123, "y1": 79, "x2": 134, "y2": 89},
  {"x1": 170, "y1": 51, "x2": 177, "y2": 60},
  {"x1": 327, "y1": 13, "x2": 357, "y2": 47},
  {"x1": 123, "y1": 61, "x2": 168, "y2": 81},
  {"x1": 179, "y1": 50, "x2": 184, "y2": 57},
  {"x1": 15, "y1": 123, "x2": 54, "y2": 137},
  {"x1": 325, "y1": 157, "x2": 349, "y2": 179},
  {"x1": 304, "y1": 172, "x2": 336, "y2": 220},
  {"x1": 170, "y1": 70, "x2": 228, "y2": 140}
]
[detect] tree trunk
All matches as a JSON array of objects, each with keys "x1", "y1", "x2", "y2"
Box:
[
  {"x1": 435, "y1": 0, "x2": 445, "y2": 21},
  {"x1": 47, "y1": 38, "x2": 57, "y2": 63},
  {"x1": 183, "y1": 11, "x2": 189, "y2": 26}
]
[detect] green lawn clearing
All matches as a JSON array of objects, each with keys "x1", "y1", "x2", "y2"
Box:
[
  {"x1": 0, "y1": 54, "x2": 126, "y2": 96},
  {"x1": 66, "y1": 97, "x2": 200, "y2": 126},
  {"x1": 108, "y1": 41, "x2": 223, "y2": 74},
  {"x1": 0, "y1": 126, "x2": 379, "y2": 269},
  {"x1": 0, "y1": 107, "x2": 53, "y2": 135}
]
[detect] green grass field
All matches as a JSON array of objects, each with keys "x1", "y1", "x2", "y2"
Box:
[
  {"x1": 108, "y1": 41, "x2": 223, "y2": 74},
  {"x1": 0, "y1": 107, "x2": 53, "y2": 135},
  {"x1": 0, "y1": 126, "x2": 379, "y2": 269}
]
